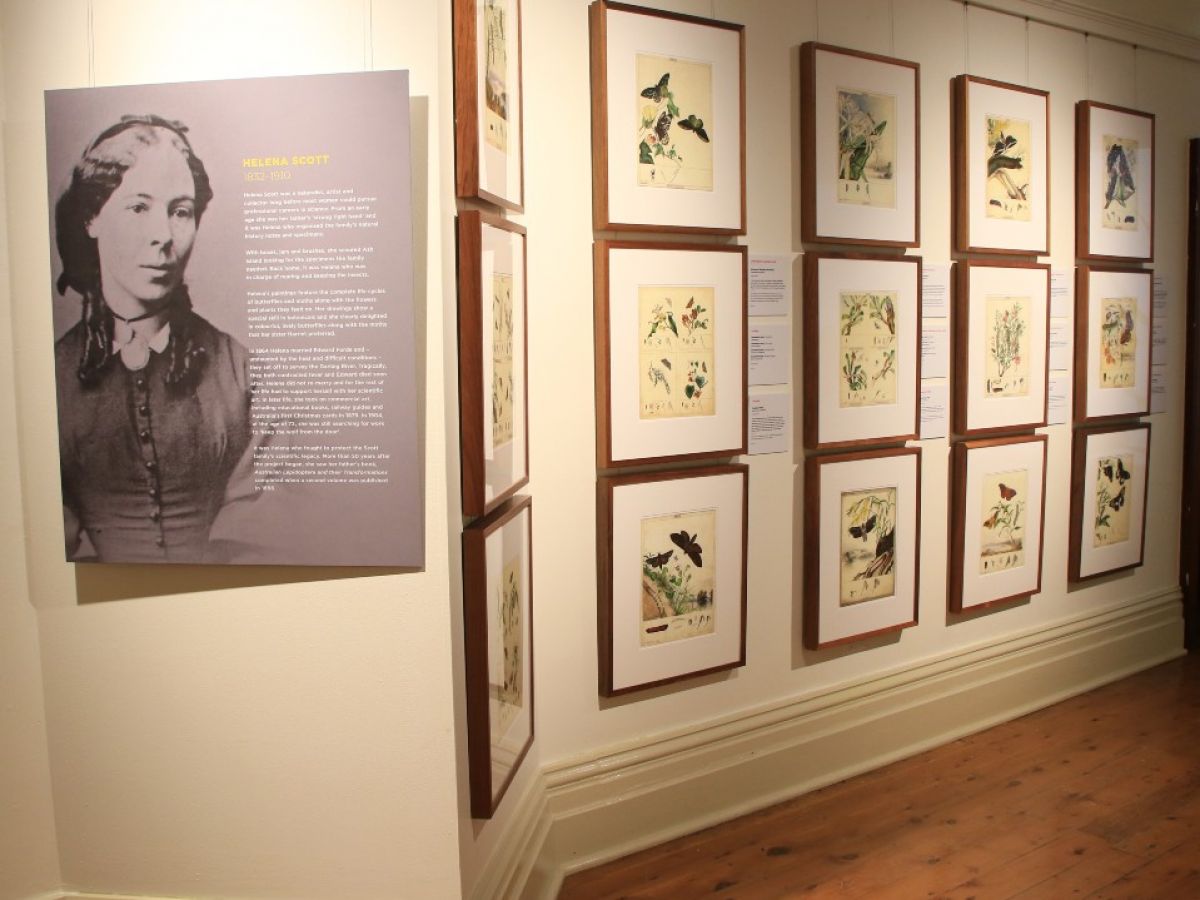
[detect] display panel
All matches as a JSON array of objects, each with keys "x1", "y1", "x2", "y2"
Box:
[{"x1": 45, "y1": 72, "x2": 421, "y2": 566}]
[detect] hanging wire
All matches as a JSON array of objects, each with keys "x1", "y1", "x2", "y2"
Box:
[
  {"x1": 1024, "y1": 17, "x2": 1031, "y2": 85},
  {"x1": 815, "y1": 1, "x2": 820, "y2": 43},
  {"x1": 963, "y1": 2, "x2": 969, "y2": 74},
  {"x1": 1084, "y1": 32, "x2": 1090, "y2": 99},
  {"x1": 890, "y1": 0, "x2": 896, "y2": 55},
  {"x1": 1133, "y1": 44, "x2": 1139, "y2": 104},
  {"x1": 87, "y1": 0, "x2": 95, "y2": 87}
]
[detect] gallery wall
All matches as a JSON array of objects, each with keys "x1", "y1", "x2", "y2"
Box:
[{"x1": 0, "y1": 1, "x2": 1196, "y2": 899}]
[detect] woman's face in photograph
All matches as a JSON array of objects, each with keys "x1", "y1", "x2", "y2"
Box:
[{"x1": 86, "y1": 134, "x2": 198, "y2": 314}]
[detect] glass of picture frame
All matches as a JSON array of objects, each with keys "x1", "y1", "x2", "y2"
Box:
[
  {"x1": 597, "y1": 464, "x2": 747, "y2": 695},
  {"x1": 804, "y1": 447, "x2": 920, "y2": 650},
  {"x1": 801, "y1": 42, "x2": 920, "y2": 247},
  {"x1": 453, "y1": 0, "x2": 525, "y2": 210},
  {"x1": 594, "y1": 240, "x2": 746, "y2": 467},
  {"x1": 457, "y1": 210, "x2": 529, "y2": 517},
  {"x1": 1069, "y1": 423, "x2": 1150, "y2": 582},
  {"x1": 1076, "y1": 100, "x2": 1154, "y2": 262},
  {"x1": 462, "y1": 494, "x2": 533, "y2": 818},
  {"x1": 803, "y1": 252, "x2": 921, "y2": 449},
  {"x1": 589, "y1": 0, "x2": 746, "y2": 234},
  {"x1": 953, "y1": 75, "x2": 1049, "y2": 255},
  {"x1": 953, "y1": 260, "x2": 1050, "y2": 436},
  {"x1": 950, "y1": 434, "x2": 1047, "y2": 612},
  {"x1": 1074, "y1": 266, "x2": 1152, "y2": 423}
]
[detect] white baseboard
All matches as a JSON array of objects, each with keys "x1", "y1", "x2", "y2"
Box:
[{"x1": 476, "y1": 589, "x2": 1184, "y2": 900}]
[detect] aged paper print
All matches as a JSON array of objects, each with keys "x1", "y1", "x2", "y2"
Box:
[
  {"x1": 492, "y1": 272, "x2": 514, "y2": 446},
  {"x1": 837, "y1": 87, "x2": 896, "y2": 208},
  {"x1": 839, "y1": 486, "x2": 897, "y2": 605},
  {"x1": 1099, "y1": 297, "x2": 1137, "y2": 389},
  {"x1": 985, "y1": 114, "x2": 1032, "y2": 221},
  {"x1": 639, "y1": 285, "x2": 716, "y2": 420},
  {"x1": 979, "y1": 469, "x2": 1027, "y2": 574},
  {"x1": 640, "y1": 508, "x2": 716, "y2": 646},
  {"x1": 1093, "y1": 455, "x2": 1132, "y2": 547},
  {"x1": 491, "y1": 555, "x2": 522, "y2": 736},
  {"x1": 985, "y1": 295, "x2": 1030, "y2": 397},
  {"x1": 483, "y1": 0, "x2": 509, "y2": 152},
  {"x1": 1101, "y1": 135, "x2": 1138, "y2": 231},
  {"x1": 636, "y1": 53, "x2": 714, "y2": 190},
  {"x1": 839, "y1": 290, "x2": 898, "y2": 408}
]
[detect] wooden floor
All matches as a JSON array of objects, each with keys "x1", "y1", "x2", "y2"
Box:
[{"x1": 559, "y1": 655, "x2": 1200, "y2": 900}]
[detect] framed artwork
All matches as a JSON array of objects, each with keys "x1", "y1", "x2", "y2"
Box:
[
  {"x1": 950, "y1": 435, "x2": 1047, "y2": 612},
  {"x1": 462, "y1": 494, "x2": 533, "y2": 818},
  {"x1": 589, "y1": 0, "x2": 746, "y2": 234},
  {"x1": 453, "y1": 0, "x2": 524, "y2": 210},
  {"x1": 1074, "y1": 266, "x2": 1152, "y2": 423},
  {"x1": 1069, "y1": 423, "x2": 1151, "y2": 581},
  {"x1": 597, "y1": 464, "x2": 747, "y2": 695},
  {"x1": 595, "y1": 241, "x2": 746, "y2": 467},
  {"x1": 803, "y1": 253, "x2": 921, "y2": 450},
  {"x1": 804, "y1": 447, "x2": 920, "y2": 650},
  {"x1": 953, "y1": 260, "x2": 1050, "y2": 436},
  {"x1": 457, "y1": 210, "x2": 529, "y2": 517},
  {"x1": 953, "y1": 75, "x2": 1049, "y2": 255},
  {"x1": 1076, "y1": 101, "x2": 1154, "y2": 262},
  {"x1": 801, "y1": 42, "x2": 920, "y2": 248}
]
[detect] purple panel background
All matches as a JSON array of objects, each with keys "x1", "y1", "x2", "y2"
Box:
[{"x1": 45, "y1": 71, "x2": 422, "y2": 567}]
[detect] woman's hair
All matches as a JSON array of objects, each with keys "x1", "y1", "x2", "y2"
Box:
[{"x1": 55, "y1": 114, "x2": 214, "y2": 386}]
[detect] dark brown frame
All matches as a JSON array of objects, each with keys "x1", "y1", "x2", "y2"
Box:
[
  {"x1": 1075, "y1": 100, "x2": 1155, "y2": 263},
  {"x1": 453, "y1": 0, "x2": 525, "y2": 211},
  {"x1": 802, "y1": 252, "x2": 922, "y2": 450},
  {"x1": 589, "y1": 0, "x2": 747, "y2": 235},
  {"x1": 1068, "y1": 423, "x2": 1151, "y2": 582},
  {"x1": 952, "y1": 259, "x2": 1051, "y2": 436},
  {"x1": 952, "y1": 74, "x2": 1050, "y2": 256},
  {"x1": 801, "y1": 42, "x2": 920, "y2": 248},
  {"x1": 803, "y1": 446, "x2": 921, "y2": 650},
  {"x1": 949, "y1": 434, "x2": 1048, "y2": 612},
  {"x1": 457, "y1": 210, "x2": 530, "y2": 517},
  {"x1": 462, "y1": 494, "x2": 534, "y2": 818},
  {"x1": 1184, "y1": 139, "x2": 1200, "y2": 650},
  {"x1": 594, "y1": 240, "x2": 748, "y2": 468},
  {"x1": 1073, "y1": 265, "x2": 1153, "y2": 424},
  {"x1": 596, "y1": 464, "x2": 748, "y2": 696}
]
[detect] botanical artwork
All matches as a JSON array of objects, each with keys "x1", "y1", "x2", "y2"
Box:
[
  {"x1": 491, "y1": 272, "x2": 514, "y2": 446},
  {"x1": 837, "y1": 87, "x2": 896, "y2": 208},
  {"x1": 640, "y1": 508, "x2": 716, "y2": 646},
  {"x1": 1099, "y1": 297, "x2": 1137, "y2": 389},
  {"x1": 639, "y1": 285, "x2": 715, "y2": 420},
  {"x1": 839, "y1": 487, "x2": 896, "y2": 605},
  {"x1": 491, "y1": 556, "x2": 522, "y2": 736},
  {"x1": 1101, "y1": 135, "x2": 1138, "y2": 231},
  {"x1": 636, "y1": 53, "x2": 714, "y2": 191},
  {"x1": 979, "y1": 469, "x2": 1027, "y2": 574},
  {"x1": 985, "y1": 296, "x2": 1030, "y2": 397},
  {"x1": 985, "y1": 115, "x2": 1031, "y2": 221},
  {"x1": 839, "y1": 290, "x2": 897, "y2": 407},
  {"x1": 483, "y1": 0, "x2": 509, "y2": 152},
  {"x1": 1093, "y1": 454, "x2": 1133, "y2": 547}
]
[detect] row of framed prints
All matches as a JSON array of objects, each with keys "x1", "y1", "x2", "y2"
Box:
[{"x1": 587, "y1": 0, "x2": 1155, "y2": 264}]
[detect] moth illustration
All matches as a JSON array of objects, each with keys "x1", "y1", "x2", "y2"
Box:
[
  {"x1": 677, "y1": 114, "x2": 710, "y2": 143},
  {"x1": 1109, "y1": 485, "x2": 1126, "y2": 511},
  {"x1": 641, "y1": 72, "x2": 670, "y2": 103},
  {"x1": 1116, "y1": 458, "x2": 1131, "y2": 484},
  {"x1": 643, "y1": 550, "x2": 673, "y2": 569},
  {"x1": 1120, "y1": 310, "x2": 1134, "y2": 345},
  {"x1": 998, "y1": 483, "x2": 1018, "y2": 501},
  {"x1": 848, "y1": 514, "x2": 877, "y2": 541},
  {"x1": 654, "y1": 111, "x2": 672, "y2": 143},
  {"x1": 670, "y1": 530, "x2": 704, "y2": 567}
]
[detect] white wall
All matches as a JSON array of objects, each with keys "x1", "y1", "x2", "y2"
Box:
[{"x1": 1, "y1": 1, "x2": 463, "y2": 898}]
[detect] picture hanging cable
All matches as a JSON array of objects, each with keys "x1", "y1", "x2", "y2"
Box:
[
  {"x1": 86, "y1": 0, "x2": 95, "y2": 88},
  {"x1": 1084, "y1": 33, "x2": 1090, "y2": 98},
  {"x1": 1024, "y1": 18, "x2": 1030, "y2": 85},
  {"x1": 963, "y1": 1, "x2": 969, "y2": 74},
  {"x1": 890, "y1": 0, "x2": 896, "y2": 55}
]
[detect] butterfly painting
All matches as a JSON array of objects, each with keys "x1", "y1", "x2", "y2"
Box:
[
  {"x1": 636, "y1": 52, "x2": 715, "y2": 190},
  {"x1": 1099, "y1": 298, "x2": 1137, "y2": 389},
  {"x1": 839, "y1": 487, "x2": 896, "y2": 605},
  {"x1": 640, "y1": 508, "x2": 717, "y2": 647},
  {"x1": 1093, "y1": 454, "x2": 1132, "y2": 547},
  {"x1": 980, "y1": 470, "x2": 1026, "y2": 574}
]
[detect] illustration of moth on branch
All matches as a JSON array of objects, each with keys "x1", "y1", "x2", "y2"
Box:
[
  {"x1": 839, "y1": 487, "x2": 897, "y2": 605},
  {"x1": 636, "y1": 54, "x2": 714, "y2": 190}
]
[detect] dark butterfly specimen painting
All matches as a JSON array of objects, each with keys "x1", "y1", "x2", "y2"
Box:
[{"x1": 640, "y1": 510, "x2": 716, "y2": 646}]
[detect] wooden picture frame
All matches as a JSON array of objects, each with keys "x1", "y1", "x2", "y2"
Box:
[
  {"x1": 589, "y1": 0, "x2": 746, "y2": 234},
  {"x1": 801, "y1": 42, "x2": 920, "y2": 248},
  {"x1": 1069, "y1": 423, "x2": 1151, "y2": 582},
  {"x1": 953, "y1": 259, "x2": 1050, "y2": 436},
  {"x1": 595, "y1": 240, "x2": 747, "y2": 468},
  {"x1": 953, "y1": 75, "x2": 1049, "y2": 255},
  {"x1": 1076, "y1": 100, "x2": 1154, "y2": 262},
  {"x1": 950, "y1": 434, "x2": 1048, "y2": 612},
  {"x1": 597, "y1": 464, "x2": 747, "y2": 695},
  {"x1": 463, "y1": 494, "x2": 534, "y2": 818},
  {"x1": 453, "y1": 0, "x2": 525, "y2": 211},
  {"x1": 803, "y1": 252, "x2": 921, "y2": 450},
  {"x1": 1074, "y1": 266, "x2": 1152, "y2": 423},
  {"x1": 457, "y1": 210, "x2": 529, "y2": 517},
  {"x1": 804, "y1": 447, "x2": 921, "y2": 650}
]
